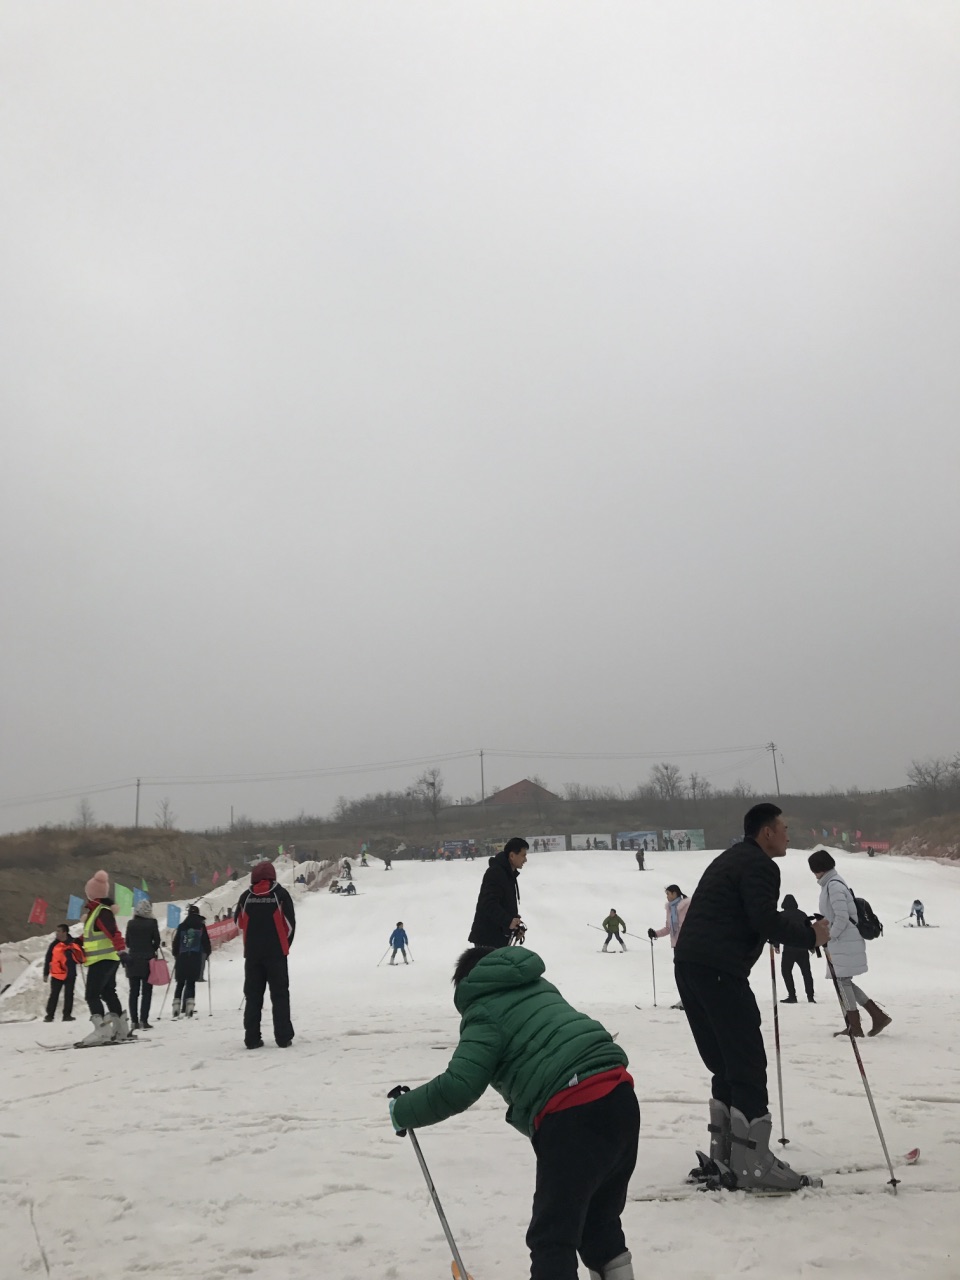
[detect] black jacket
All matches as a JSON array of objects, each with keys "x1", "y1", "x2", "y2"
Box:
[
  {"x1": 468, "y1": 851, "x2": 520, "y2": 947},
  {"x1": 674, "y1": 839, "x2": 815, "y2": 978},
  {"x1": 779, "y1": 895, "x2": 814, "y2": 957},
  {"x1": 173, "y1": 911, "x2": 212, "y2": 979},
  {"x1": 124, "y1": 915, "x2": 162, "y2": 979},
  {"x1": 236, "y1": 881, "x2": 296, "y2": 960}
]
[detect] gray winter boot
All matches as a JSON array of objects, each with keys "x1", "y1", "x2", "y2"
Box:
[
  {"x1": 588, "y1": 1251, "x2": 634, "y2": 1280},
  {"x1": 77, "y1": 1014, "x2": 113, "y2": 1047},
  {"x1": 729, "y1": 1108, "x2": 822, "y2": 1191},
  {"x1": 185, "y1": 998, "x2": 196, "y2": 1018},
  {"x1": 709, "y1": 1098, "x2": 732, "y2": 1167},
  {"x1": 172, "y1": 997, "x2": 181, "y2": 1018}
]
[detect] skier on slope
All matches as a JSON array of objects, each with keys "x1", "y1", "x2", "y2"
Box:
[
  {"x1": 601, "y1": 910, "x2": 627, "y2": 952},
  {"x1": 125, "y1": 898, "x2": 162, "y2": 1029},
  {"x1": 78, "y1": 870, "x2": 131, "y2": 1045},
  {"x1": 910, "y1": 899, "x2": 927, "y2": 927},
  {"x1": 673, "y1": 804, "x2": 830, "y2": 1191},
  {"x1": 172, "y1": 904, "x2": 211, "y2": 1018},
  {"x1": 648, "y1": 885, "x2": 689, "y2": 1010},
  {"x1": 389, "y1": 945, "x2": 638, "y2": 1280},
  {"x1": 808, "y1": 850, "x2": 891, "y2": 1037},
  {"x1": 777, "y1": 894, "x2": 815, "y2": 1004},
  {"x1": 468, "y1": 837, "x2": 527, "y2": 949},
  {"x1": 388, "y1": 922, "x2": 409, "y2": 964},
  {"x1": 235, "y1": 860, "x2": 296, "y2": 1049},
  {"x1": 43, "y1": 924, "x2": 84, "y2": 1022}
]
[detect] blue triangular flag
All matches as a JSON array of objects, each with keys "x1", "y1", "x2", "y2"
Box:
[
  {"x1": 167, "y1": 903, "x2": 181, "y2": 929},
  {"x1": 66, "y1": 894, "x2": 84, "y2": 921},
  {"x1": 133, "y1": 888, "x2": 148, "y2": 907}
]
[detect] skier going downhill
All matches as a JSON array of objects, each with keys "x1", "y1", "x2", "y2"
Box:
[
  {"x1": 910, "y1": 899, "x2": 927, "y2": 927},
  {"x1": 673, "y1": 804, "x2": 830, "y2": 1191},
  {"x1": 389, "y1": 945, "x2": 638, "y2": 1280},
  {"x1": 235, "y1": 860, "x2": 296, "y2": 1049},
  {"x1": 389, "y1": 922, "x2": 409, "y2": 964},
  {"x1": 601, "y1": 910, "x2": 627, "y2": 952}
]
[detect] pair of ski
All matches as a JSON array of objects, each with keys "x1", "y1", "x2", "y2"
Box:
[{"x1": 37, "y1": 1034, "x2": 140, "y2": 1051}]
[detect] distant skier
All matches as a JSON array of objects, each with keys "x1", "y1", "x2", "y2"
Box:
[
  {"x1": 341, "y1": 858, "x2": 352, "y2": 880},
  {"x1": 601, "y1": 909, "x2": 627, "y2": 952},
  {"x1": 360, "y1": 852, "x2": 369, "y2": 868},
  {"x1": 910, "y1": 899, "x2": 927, "y2": 927},
  {"x1": 777, "y1": 895, "x2": 815, "y2": 1003},
  {"x1": 635, "y1": 850, "x2": 645, "y2": 871},
  {"x1": 125, "y1": 898, "x2": 162, "y2": 1029},
  {"x1": 389, "y1": 922, "x2": 409, "y2": 964},
  {"x1": 43, "y1": 924, "x2": 84, "y2": 1023},
  {"x1": 808, "y1": 850, "x2": 891, "y2": 1037},
  {"x1": 468, "y1": 837, "x2": 527, "y2": 949},
  {"x1": 383, "y1": 855, "x2": 392, "y2": 871},
  {"x1": 235, "y1": 860, "x2": 296, "y2": 1049},
  {"x1": 172, "y1": 904, "x2": 211, "y2": 1018},
  {"x1": 78, "y1": 870, "x2": 131, "y2": 1045},
  {"x1": 344, "y1": 881, "x2": 357, "y2": 896},
  {"x1": 389, "y1": 946, "x2": 637, "y2": 1280}
]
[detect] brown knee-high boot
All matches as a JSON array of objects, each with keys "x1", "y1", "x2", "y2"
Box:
[
  {"x1": 863, "y1": 1000, "x2": 892, "y2": 1037},
  {"x1": 834, "y1": 1010, "x2": 864, "y2": 1037}
]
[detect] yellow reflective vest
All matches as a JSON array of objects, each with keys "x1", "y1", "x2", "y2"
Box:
[{"x1": 83, "y1": 904, "x2": 119, "y2": 966}]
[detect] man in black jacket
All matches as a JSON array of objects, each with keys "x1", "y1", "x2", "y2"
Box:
[
  {"x1": 468, "y1": 838, "x2": 527, "y2": 948},
  {"x1": 236, "y1": 860, "x2": 296, "y2": 1049},
  {"x1": 674, "y1": 803, "x2": 830, "y2": 1191}
]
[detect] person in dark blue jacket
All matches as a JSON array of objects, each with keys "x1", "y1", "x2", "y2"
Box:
[{"x1": 389, "y1": 922, "x2": 409, "y2": 965}]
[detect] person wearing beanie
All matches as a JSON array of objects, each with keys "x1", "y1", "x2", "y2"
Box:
[
  {"x1": 235, "y1": 861, "x2": 296, "y2": 1048},
  {"x1": 172, "y1": 903, "x2": 211, "y2": 1017},
  {"x1": 43, "y1": 925, "x2": 84, "y2": 1022},
  {"x1": 79, "y1": 871, "x2": 130, "y2": 1045},
  {"x1": 601, "y1": 910, "x2": 627, "y2": 952},
  {"x1": 777, "y1": 894, "x2": 816, "y2": 1004},
  {"x1": 808, "y1": 849, "x2": 891, "y2": 1038},
  {"x1": 388, "y1": 922, "x2": 409, "y2": 964},
  {"x1": 389, "y1": 946, "x2": 638, "y2": 1280},
  {"x1": 125, "y1": 899, "x2": 162, "y2": 1029}
]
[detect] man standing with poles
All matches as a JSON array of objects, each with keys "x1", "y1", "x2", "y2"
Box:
[{"x1": 673, "y1": 803, "x2": 830, "y2": 1191}]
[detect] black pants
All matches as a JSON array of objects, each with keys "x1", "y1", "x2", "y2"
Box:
[
  {"x1": 128, "y1": 975, "x2": 154, "y2": 1022},
  {"x1": 602, "y1": 931, "x2": 625, "y2": 949},
  {"x1": 85, "y1": 961, "x2": 122, "y2": 1017},
  {"x1": 675, "y1": 961, "x2": 768, "y2": 1121},
  {"x1": 175, "y1": 976, "x2": 196, "y2": 1005},
  {"x1": 243, "y1": 956, "x2": 293, "y2": 1046},
  {"x1": 526, "y1": 1082, "x2": 640, "y2": 1280},
  {"x1": 781, "y1": 949, "x2": 814, "y2": 1001},
  {"x1": 46, "y1": 976, "x2": 76, "y2": 1019}
]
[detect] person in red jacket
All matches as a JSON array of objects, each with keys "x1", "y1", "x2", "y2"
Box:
[
  {"x1": 235, "y1": 861, "x2": 296, "y2": 1049},
  {"x1": 43, "y1": 924, "x2": 84, "y2": 1022}
]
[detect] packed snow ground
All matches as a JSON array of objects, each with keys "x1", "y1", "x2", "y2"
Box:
[{"x1": 1, "y1": 849, "x2": 958, "y2": 1279}]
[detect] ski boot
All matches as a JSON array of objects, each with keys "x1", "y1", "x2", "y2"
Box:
[
  {"x1": 77, "y1": 1014, "x2": 114, "y2": 1047},
  {"x1": 172, "y1": 997, "x2": 181, "y2": 1018},
  {"x1": 185, "y1": 998, "x2": 196, "y2": 1017},
  {"x1": 688, "y1": 1099, "x2": 735, "y2": 1185},
  {"x1": 729, "y1": 1108, "x2": 822, "y2": 1191},
  {"x1": 107, "y1": 1012, "x2": 132, "y2": 1040},
  {"x1": 588, "y1": 1250, "x2": 634, "y2": 1280}
]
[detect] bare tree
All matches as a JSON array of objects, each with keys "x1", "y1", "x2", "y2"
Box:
[
  {"x1": 415, "y1": 768, "x2": 446, "y2": 822},
  {"x1": 907, "y1": 757, "x2": 955, "y2": 814},
  {"x1": 649, "y1": 762, "x2": 685, "y2": 801},
  {"x1": 155, "y1": 797, "x2": 177, "y2": 829},
  {"x1": 688, "y1": 772, "x2": 712, "y2": 802},
  {"x1": 75, "y1": 797, "x2": 96, "y2": 829},
  {"x1": 729, "y1": 778, "x2": 755, "y2": 799}
]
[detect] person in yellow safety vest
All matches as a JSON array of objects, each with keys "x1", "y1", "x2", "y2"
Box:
[{"x1": 78, "y1": 870, "x2": 131, "y2": 1046}]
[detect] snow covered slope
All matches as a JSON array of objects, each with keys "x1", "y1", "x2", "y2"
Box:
[{"x1": 1, "y1": 850, "x2": 958, "y2": 1279}]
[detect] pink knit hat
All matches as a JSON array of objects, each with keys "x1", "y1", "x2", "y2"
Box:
[{"x1": 84, "y1": 869, "x2": 110, "y2": 901}]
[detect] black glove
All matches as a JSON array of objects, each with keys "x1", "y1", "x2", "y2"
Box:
[{"x1": 647, "y1": 928, "x2": 657, "y2": 940}]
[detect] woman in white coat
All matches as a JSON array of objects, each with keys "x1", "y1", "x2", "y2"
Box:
[
  {"x1": 808, "y1": 849, "x2": 892, "y2": 1038},
  {"x1": 648, "y1": 885, "x2": 689, "y2": 1010}
]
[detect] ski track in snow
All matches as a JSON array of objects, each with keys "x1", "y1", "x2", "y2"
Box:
[{"x1": 1, "y1": 850, "x2": 959, "y2": 1278}]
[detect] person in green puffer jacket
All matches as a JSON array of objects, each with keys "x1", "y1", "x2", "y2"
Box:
[{"x1": 389, "y1": 946, "x2": 639, "y2": 1280}]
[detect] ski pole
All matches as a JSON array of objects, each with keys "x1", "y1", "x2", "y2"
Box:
[
  {"x1": 649, "y1": 938, "x2": 657, "y2": 1008},
  {"x1": 157, "y1": 974, "x2": 172, "y2": 1021},
  {"x1": 588, "y1": 923, "x2": 646, "y2": 941},
  {"x1": 824, "y1": 947, "x2": 900, "y2": 1193},
  {"x1": 377, "y1": 947, "x2": 391, "y2": 968},
  {"x1": 769, "y1": 944, "x2": 788, "y2": 1146},
  {"x1": 406, "y1": 946, "x2": 414, "y2": 963},
  {"x1": 388, "y1": 1087, "x2": 469, "y2": 1280},
  {"x1": 238, "y1": 994, "x2": 246, "y2": 1012}
]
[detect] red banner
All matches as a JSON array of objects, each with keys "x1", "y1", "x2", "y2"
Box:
[
  {"x1": 206, "y1": 919, "x2": 239, "y2": 947},
  {"x1": 28, "y1": 897, "x2": 48, "y2": 925},
  {"x1": 858, "y1": 840, "x2": 891, "y2": 852}
]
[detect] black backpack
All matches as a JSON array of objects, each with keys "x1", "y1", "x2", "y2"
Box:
[{"x1": 850, "y1": 895, "x2": 883, "y2": 940}]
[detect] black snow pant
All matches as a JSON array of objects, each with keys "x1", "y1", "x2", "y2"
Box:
[
  {"x1": 602, "y1": 931, "x2": 625, "y2": 950},
  {"x1": 781, "y1": 948, "x2": 814, "y2": 1001},
  {"x1": 526, "y1": 1082, "x2": 640, "y2": 1280},
  {"x1": 85, "y1": 961, "x2": 122, "y2": 1018},
  {"x1": 243, "y1": 955, "x2": 293, "y2": 1046},
  {"x1": 675, "y1": 961, "x2": 768, "y2": 1122},
  {"x1": 46, "y1": 976, "x2": 76, "y2": 1019},
  {"x1": 128, "y1": 975, "x2": 154, "y2": 1023}
]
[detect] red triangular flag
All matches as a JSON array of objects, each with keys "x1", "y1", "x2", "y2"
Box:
[{"x1": 28, "y1": 897, "x2": 48, "y2": 925}]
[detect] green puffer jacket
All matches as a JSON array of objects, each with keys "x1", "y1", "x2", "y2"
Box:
[{"x1": 391, "y1": 947, "x2": 627, "y2": 1138}]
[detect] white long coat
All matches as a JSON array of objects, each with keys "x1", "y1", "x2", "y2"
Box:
[{"x1": 818, "y1": 868, "x2": 867, "y2": 979}]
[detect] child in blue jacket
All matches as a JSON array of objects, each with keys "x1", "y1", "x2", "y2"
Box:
[{"x1": 389, "y1": 923, "x2": 409, "y2": 965}]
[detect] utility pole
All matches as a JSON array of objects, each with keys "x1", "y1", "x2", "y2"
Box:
[
  {"x1": 767, "y1": 742, "x2": 781, "y2": 798},
  {"x1": 230, "y1": 805, "x2": 234, "y2": 831},
  {"x1": 134, "y1": 777, "x2": 141, "y2": 829},
  {"x1": 480, "y1": 749, "x2": 485, "y2": 804}
]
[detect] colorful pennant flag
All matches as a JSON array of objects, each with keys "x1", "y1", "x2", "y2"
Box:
[
  {"x1": 167, "y1": 904, "x2": 181, "y2": 929},
  {"x1": 212, "y1": 870, "x2": 220, "y2": 884},
  {"x1": 28, "y1": 897, "x2": 48, "y2": 925},
  {"x1": 66, "y1": 894, "x2": 84, "y2": 921},
  {"x1": 141, "y1": 877, "x2": 149, "y2": 892},
  {"x1": 114, "y1": 883, "x2": 134, "y2": 916},
  {"x1": 278, "y1": 844, "x2": 284, "y2": 857},
  {"x1": 169, "y1": 880, "x2": 176, "y2": 894},
  {"x1": 225, "y1": 864, "x2": 233, "y2": 879},
  {"x1": 822, "y1": 828, "x2": 829, "y2": 840},
  {"x1": 133, "y1": 888, "x2": 149, "y2": 907}
]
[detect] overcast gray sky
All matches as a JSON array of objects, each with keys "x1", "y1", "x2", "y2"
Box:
[{"x1": 2, "y1": 2, "x2": 958, "y2": 834}]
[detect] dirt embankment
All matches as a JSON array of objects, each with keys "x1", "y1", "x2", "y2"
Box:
[{"x1": 891, "y1": 815, "x2": 960, "y2": 863}]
